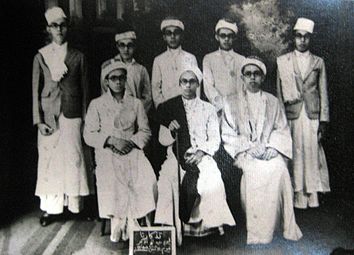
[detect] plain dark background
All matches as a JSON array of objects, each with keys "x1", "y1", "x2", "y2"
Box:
[{"x1": 0, "y1": 0, "x2": 353, "y2": 224}]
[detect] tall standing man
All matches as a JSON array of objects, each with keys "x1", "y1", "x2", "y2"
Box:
[
  {"x1": 151, "y1": 17, "x2": 198, "y2": 109},
  {"x1": 151, "y1": 17, "x2": 199, "y2": 173},
  {"x1": 32, "y1": 7, "x2": 90, "y2": 226},
  {"x1": 277, "y1": 18, "x2": 330, "y2": 209},
  {"x1": 100, "y1": 27, "x2": 152, "y2": 113},
  {"x1": 203, "y1": 18, "x2": 245, "y2": 112}
]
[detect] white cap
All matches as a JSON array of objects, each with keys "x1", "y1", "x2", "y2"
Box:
[
  {"x1": 45, "y1": 7, "x2": 67, "y2": 25},
  {"x1": 101, "y1": 60, "x2": 127, "y2": 79},
  {"x1": 215, "y1": 19, "x2": 238, "y2": 34},
  {"x1": 115, "y1": 31, "x2": 136, "y2": 42},
  {"x1": 160, "y1": 19, "x2": 184, "y2": 31},
  {"x1": 241, "y1": 57, "x2": 267, "y2": 76},
  {"x1": 294, "y1": 18, "x2": 314, "y2": 34},
  {"x1": 179, "y1": 65, "x2": 203, "y2": 84}
]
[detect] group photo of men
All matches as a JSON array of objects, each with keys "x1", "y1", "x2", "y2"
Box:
[{"x1": 1, "y1": 0, "x2": 353, "y2": 254}]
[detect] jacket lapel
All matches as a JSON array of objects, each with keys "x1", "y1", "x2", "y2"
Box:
[
  {"x1": 291, "y1": 52, "x2": 304, "y2": 93},
  {"x1": 303, "y1": 53, "x2": 319, "y2": 82},
  {"x1": 64, "y1": 46, "x2": 76, "y2": 67}
]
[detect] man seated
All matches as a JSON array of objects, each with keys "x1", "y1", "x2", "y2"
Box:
[
  {"x1": 221, "y1": 57, "x2": 303, "y2": 244},
  {"x1": 84, "y1": 62, "x2": 156, "y2": 243},
  {"x1": 154, "y1": 66, "x2": 235, "y2": 245}
]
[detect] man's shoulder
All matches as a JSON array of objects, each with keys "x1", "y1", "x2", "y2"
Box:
[
  {"x1": 181, "y1": 50, "x2": 196, "y2": 59},
  {"x1": 101, "y1": 57, "x2": 117, "y2": 69},
  {"x1": 263, "y1": 91, "x2": 280, "y2": 105},
  {"x1": 232, "y1": 51, "x2": 246, "y2": 60},
  {"x1": 277, "y1": 51, "x2": 293, "y2": 61},
  {"x1": 154, "y1": 51, "x2": 168, "y2": 61},
  {"x1": 203, "y1": 50, "x2": 219, "y2": 60}
]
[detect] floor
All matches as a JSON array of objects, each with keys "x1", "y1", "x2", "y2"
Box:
[{"x1": 0, "y1": 193, "x2": 353, "y2": 255}]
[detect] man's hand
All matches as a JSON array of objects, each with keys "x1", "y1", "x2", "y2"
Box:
[
  {"x1": 106, "y1": 136, "x2": 135, "y2": 155},
  {"x1": 247, "y1": 144, "x2": 266, "y2": 159},
  {"x1": 168, "y1": 120, "x2": 180, "y2": 132},
  {"x1": 318, "y1": 122, "x2": 327, "y2": 141},
  {"x1": 37, "y1": 123, "x2": 54, "y2": 136},
  {"x1": 262, "y1": 147, "x2": 279, "y2": 160},
  {"x1": 185, "y1": 150, "x2": 205, "y2": 165}
]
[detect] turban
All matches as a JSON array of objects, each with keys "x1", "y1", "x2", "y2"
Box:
[
  {"x1": 179, "y1": 65, "x2": 203, "y2": 84},
  {"x1": 241, "y1": 57, "x2": 267, "y2": 76},
  {"x1": 215, "y1": 19, "x2": 238, "y2": 34},
  {"x1": 45, "y1": 7, "x2": 67, "y2": 25},
  {"x1": 160, "y1": 19, "x2": 184, "y2": 31},
  {"x1": 101, "y1": 60, "x2": 127, "y2": 79},
  {"x1": 115, "y1": 31, "x2": 137, "y2": 42},
  {"x1": 294, "y1": 18, "x2": 315, "y2": 34}
]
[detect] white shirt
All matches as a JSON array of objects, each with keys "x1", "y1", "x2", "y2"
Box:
[
  {"x1": 151, "y1": 47, "x2": 198, "y2": 108},
  {"x1": 295, "y1": 50, "x2": 311, "y2": 79},
  {"x1": 39, "y1": 42, "x2": 68, "y2": 82},
  {"x1": 202, "y1": 49, "x2": 245, "y2": 111}
]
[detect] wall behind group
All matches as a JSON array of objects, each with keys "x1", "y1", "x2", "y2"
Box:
[{"x1": 1, "y1": 0, "x2": 352, "y2": 223}]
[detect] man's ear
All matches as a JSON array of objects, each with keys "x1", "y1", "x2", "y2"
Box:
[
  {"x1": 46, "y1": 26, "x2": 51, "y2": 34},
  {"x1": 215, "y1": 33, "x2": 219, "y2": 42},
  {"x1": 261, "y1": 75, "x2": 266, "y2": 83}
]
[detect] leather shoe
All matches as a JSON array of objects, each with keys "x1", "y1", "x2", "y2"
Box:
[{"x1": 40, "y1": 213, "x2": 54, "y2": 227}]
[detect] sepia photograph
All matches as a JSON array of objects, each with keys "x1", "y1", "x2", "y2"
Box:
[{"x1": 0, "y1": 0, "x2": 353, "y2": 254}]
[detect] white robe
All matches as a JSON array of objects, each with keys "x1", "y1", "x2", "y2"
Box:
[
  {"x1": 155, "y1": 97, "x2": 235, "y2": 245},
  {"x1": 84, "y1": 92, "x2": 156, "y2": 222},
  {"x1": 222, "y1": 91, "x2": 302, "y2": 244}
]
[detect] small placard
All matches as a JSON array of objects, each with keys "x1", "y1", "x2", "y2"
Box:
[{"x1": 129, "y1": 226, "x2": 176, "y2": 255}]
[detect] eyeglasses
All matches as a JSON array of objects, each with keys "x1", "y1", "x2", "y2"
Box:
[
  {"x1": 180, "y1": 78, "x2": 198, "y2": 86},
  {"x1": 218, "y1": 33, "x2": 235, "y2": 39},
  {"x1": 295, "y1": 33, "x2": 310, "y2": 40},
  {"x1": 108, "y1": 74, "x2": 127, "y2": 82},
  {"x1": 49, "y1": 22, "x2": 67, "y2": 30},
  {"x1": 117, "y1": 42, "x2": 135, "y2": 49},
  {"x1": 164, "y1": 29, "x2": 182, "y2": 37},
  {"x1": 243, "y1": 71, "x2": 263, "y2": 78}
]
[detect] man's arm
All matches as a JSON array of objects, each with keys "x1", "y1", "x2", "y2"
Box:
[
  {"x1": 319, "y1": 59, "x2": 329, "y2": 122},
  {"x1": 151, "y1": 58, "x2": 165, "y2": 109},
  {"x1": 202, "y1": 56, "x2": 221, "y2": 106},
  {"x1": 130, "y1": 100, "x2": 152, "y2": 149},
  {"x1": 80, "y1": 53, "x2": 89, "y2": 120},
  {"x1": 32, "y1": 55, "x2": 44, "y2": 126},
  {"x1": 140, "y1": 67, "x2": 152, "y2": 112}
]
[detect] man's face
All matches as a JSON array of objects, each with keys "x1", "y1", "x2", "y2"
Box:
[
  {"x1": 106, "y1": 69, "x2": 127, "y2": 94},
  {"x1": 241, "y1": 64, "x2": 265, "y2": 93},
  {"x1": 179, "y1": 71, "x2": 199, "y2": 99},
  {"x1": 215, "y1": 28, "x2": 235, "y2": 51},
  {"x1": 294, "y1": 30, "x2": 311, "y2": 52},
  {"x1": 163, "y1": 26, "x2": 183, "y2": 49},
  {"x1": 47, "y1": 17, "x2": 67, "y2": 45},
  {"x1": 117, "y1": 38, "x2": 135, "y2": 61}
]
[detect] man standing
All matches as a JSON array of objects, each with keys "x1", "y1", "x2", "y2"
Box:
[
  {"x1": 277, "y1": 18, "x2": 330, "y2": 209},
  {"x1": 100, "y1": 27, "x2": 152, "y2": 113},
  {"x1": 32, "y1": 7, "x2": 89, "y2": 226},
  {"x1": 203, "y1": 18, "x2": 245, "y2": 112},
  {"x1": 222, "y1": 57, "x2": 302, "y2": 244},
  {"x1": 151, "y1": 17, "x2": 198, "y2": 109}
]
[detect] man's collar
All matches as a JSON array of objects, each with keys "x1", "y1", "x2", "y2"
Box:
[
  {"x1": 219, "y1": 48, "x2": 235, "y2": 55},
  {"x1": 107, "y1": 88, "x2": 126, "y2": 104},
  {"x1": 51, "y1": 41, "x2": 67, "y2": 51},
  {"x1": 114, "y1": 54, "x2": 136, "y2": 65},
  {"x1": 295, "y1": 50, "x2": 310, "y2": 57},
  {"x1": 167, "y1": 46, "x2": 182, "y2": 55}
]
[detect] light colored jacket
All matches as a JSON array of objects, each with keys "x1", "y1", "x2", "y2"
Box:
[{"x1": 276, "y1": 51, "x2": 329, "y2": 122}]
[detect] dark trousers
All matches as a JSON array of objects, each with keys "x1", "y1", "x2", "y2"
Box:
[{"x1": 214, "y1": 145, "x2": 244, "y2": 224}]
